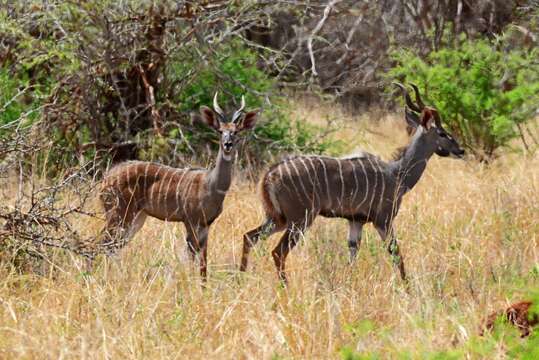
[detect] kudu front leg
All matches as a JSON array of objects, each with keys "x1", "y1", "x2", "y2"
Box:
[
  {"x1": 185, "y1": 227, "x2": 199, "y2": 262},
  {"x1": 347, "y1": 220, "x2": 364, "y2": 262},
  {"x1": 196, "y1": 226, "x2": 209, "y2": 280},
  {"x1": 185, "y1": 225, "x2": 210, "y2": 280},
  {"x1": 375, "y1": 224, "x2": 407, "y2": 281}
]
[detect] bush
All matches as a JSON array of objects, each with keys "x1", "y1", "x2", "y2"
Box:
[
  {"x1": 158, "y1": 40, "x2": 333, "y2": 167},
  {"x1": 0, "y1": 69, "x2": 47, "y2": 134},
  {"x1": 388, "y1": 33, "x2": 539, "y2": 160},
  {"x1": 0, "y1": 1, "x2": 331, "y2": 171}
]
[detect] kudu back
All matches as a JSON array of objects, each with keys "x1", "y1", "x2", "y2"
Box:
[
  {"x1": 99, "y1": 94, "x2": 259, "y2": 278},
  {"x1": 240, "y1": 84, "x2": 465, "y2": 284}
]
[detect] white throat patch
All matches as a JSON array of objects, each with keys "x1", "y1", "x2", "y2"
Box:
[{"x1": 222, "y1": 152, "x2": 233, "y2": 162}]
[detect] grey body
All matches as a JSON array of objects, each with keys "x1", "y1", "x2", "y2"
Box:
[
  {"x1": 240, "y1": 87, "x2": 465, "y2": 283},
  {"x1": 264, "y1": 152, "x2": 407, "y2": 226}
]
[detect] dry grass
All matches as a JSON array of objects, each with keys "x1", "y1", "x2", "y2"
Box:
[{"x1": 0, "y1": 100, "x2": 538, "y2": 359}]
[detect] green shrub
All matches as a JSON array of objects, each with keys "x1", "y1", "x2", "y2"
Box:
[
  {"x1": 388, "y1": 34, "x2": 539, "y2": 160},
  {"x1": 1, "y1": 2, "x2": 332, "y2": 170},
  {"x1": 0, "y1": 69, "x2": 46, "y2": 135},
  {"x1": 150, "y1": 40, "x2": 333, "y2": 166}
]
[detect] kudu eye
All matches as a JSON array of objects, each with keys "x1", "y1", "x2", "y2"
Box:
[{"x1": 437, "y1": 130, "x2": 448, "y2": 138}]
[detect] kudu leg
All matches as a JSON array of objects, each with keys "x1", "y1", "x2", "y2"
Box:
[
  {"x1": 375, "y1": 225, "x2": 406, "y2": 281},
  {"x1": 240, "y1": 219, "x2": 279, "y2": 272},
  {"x1": 185, "y1": 226, "x2": 199, "y2": 261},
  {"x1": 101, "y1": 212, "x2": 145, "y2": 254},
  {"x1": 347, "y1": 221, "x2": 364, "y2": 262},
  {"x1": 196, "y1": 227, "x2": 209, "y2": 280},
  {"x1": 100, "y1": 187, "x2": 146, "y2": 255},
  {"x1": 271, "y1": 224, "x2": 305, "y2": 285},
  {"x1": 185, "y1": 225, "x2": 209, "y2": 280}
]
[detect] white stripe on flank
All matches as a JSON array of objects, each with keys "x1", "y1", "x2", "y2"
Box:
[
  {"x1": 336, "y1": 158, "x2": 345, "y2": 206},
  {"x1": 355, "y1": 158, "x2": 369, "y2": 212},
  {"x1": 149, "y1": 166, "x2": 162, "y2": 204},
  {"x1": 181, "y1": 172, "x2": 197, "y2": 216},
  {"x1": 277, "y1": 164, "x2": 284, "y2": 181},
  {"x1": 349, "y1": 159, "x2": 359, "y2": 202},
  {"x1": 366, "y1": 156, "x2": 378, "y2": 217},
  {"x1": 174, "y1": 169, "x2": 188, "y2": 215},
  {"x1": 144, "y1": 163, "x2": 150, "y2": 192},
  {"x1": 317, "y1": 157, "x2": 331, "y2": 198},
  {"x1": 301, "y1": 156, "x2": 320, "y2": 208},
  {"x1": 125, "y1": 163, "x2": 131, "y2": 187},
  {"x1": 290, "y1": 159, "x2": 311, "y2": 201},
  {"x1": 164, "y1": 169, "x2": 176, "y2": 208},
  {"x1": 283, "y1": 161, "x2": 301, "y2": 196},
  {"x1": 305, "y1": 156, "x2": 321, "y2": 203},
  {"x1": 125, "y1": 165, "x2": 137, "y2": 207},
  {"x1": 157, "y1": 169, "x2": 170, "y2": 211},
  {"x1": 299, "y1": 157, "x2": 315, "y2": 189},
  {"x1": 272, "y1": 163, "x2": 284, "y2": 201},
  {"x1": 305, "y1": 157, "x2": 319, "y2": 184},
  {"x1": 374, "y1": 159, "x2": 386, "y2": 213}
]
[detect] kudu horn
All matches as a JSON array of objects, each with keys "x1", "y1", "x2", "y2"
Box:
[{"x1": 393, "y1": 82, "x2": 422, "y2": 113}]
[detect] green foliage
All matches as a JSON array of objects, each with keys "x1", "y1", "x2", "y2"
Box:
[
  {"x1": 1, "y1": 2, "x2": 331, "y2": 169},
  {"x1": 388, "y1": 35, "x2": 539, "y2": 159},
  {"x1": 339, "y1": 346, "x2": 379, "y2": 360},
  {"x1": 0, "y1": 68, "x2": 49, "y2": 138},
  {"x1": 340, "y1": 288, "x2": 539, "y2": 359},
  {"x1": 344, "y1": 320, "x2": 375, "y2": 339},
  {"x1": 0, "y1": 69, "x2": 27, "y2": 128},
  {"x1": 170, "y1": 41, "x2": 272, "y2": 114},
  {"x1": 159, "y1": 40, "x2": 332, "y2": 165}
]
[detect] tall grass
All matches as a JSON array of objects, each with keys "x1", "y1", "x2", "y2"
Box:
[{"x1": 0, "y1": 100, "x2": 537, "y2": 359}]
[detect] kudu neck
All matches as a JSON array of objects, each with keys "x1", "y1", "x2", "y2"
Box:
[
  {"x1": 207, "y1": 147, "x2": 234, "y2": 195},
  {"x1": 391, "y1": 127, "x2": 436, "y2": 193}
]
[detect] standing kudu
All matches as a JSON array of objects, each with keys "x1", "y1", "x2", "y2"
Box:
[
  {"x1": 99, "y1": 94, "x2": 259, "y2": 278},
  {"x1": 240, "y1": 84, "x2": 465, "y2": 284}
]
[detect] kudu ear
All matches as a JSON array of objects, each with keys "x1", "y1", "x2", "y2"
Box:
[
  {"x1": 196, "y1": 106, "x2": 220, "y2": 131},
  {"x1": 238, "y1": 109, "x2": 259, "y2": 131},
  {"x1": 420, "y1": 108, "x2": 437, "y2": 130}
]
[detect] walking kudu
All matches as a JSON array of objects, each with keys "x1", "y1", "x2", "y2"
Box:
[
  {"x1": 99, "y1": 94, "x2": 259, "y2": 278},
  {"x1": 240, "y1": 84, "x2": 465, "y2": 284}
]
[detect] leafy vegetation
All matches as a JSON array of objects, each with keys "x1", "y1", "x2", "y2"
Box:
[
  {"x1": 389, "y1": 32, "x2": 539, "y2": 159},
  {"x1": 159, "y1": 40, "x2": 333, "y2": 166},
  {"x1": 339, "y1": 287, "x2": 539, "y2": 359},
  {"x1": 0, "y1": 69, "x2": 47, "y2": 133},
  {"x1": 0, "y1": 1, "x2": 331, "y2": 170}
]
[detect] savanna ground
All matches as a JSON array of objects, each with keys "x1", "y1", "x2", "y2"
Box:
[{"x1": 0, "y1": 100, "x2": 538, "y2": 359}]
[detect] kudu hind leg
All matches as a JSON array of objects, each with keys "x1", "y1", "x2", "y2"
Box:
[
  {"x1": 271, "y1": 221, "x2": 309, "y2": 284},
  {"x1": 100, "y1": 188, "x2": 145, "y2": 255},
  {"x1": 240, "y1": 219, "x2": 280, "y2": 272},
  {"x1": 347, "y1": 220, "x2": 364, "y2": 262},
  {"x1": 375, "y1": 224, "x2": 406, "y2": 281},
  {"x1": 101, "y1": 211, "x2": 146, "y2": 256}
]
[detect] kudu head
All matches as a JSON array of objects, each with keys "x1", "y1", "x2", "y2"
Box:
[
  {"x1": 193, "y1": 93, "x2": 259, "y2": 160},
  {"x1": 394, "y1": 82, "x2": 465, "y2": 159}
]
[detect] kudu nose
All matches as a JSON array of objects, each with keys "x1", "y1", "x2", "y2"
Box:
[{"x1": 223, "y1": 142, "x2": 233, "y2": 152}]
